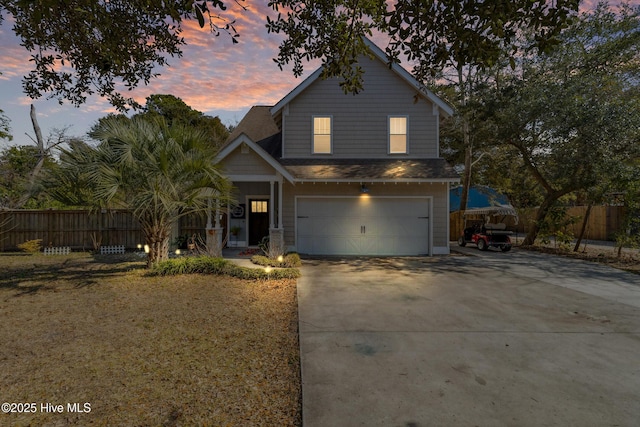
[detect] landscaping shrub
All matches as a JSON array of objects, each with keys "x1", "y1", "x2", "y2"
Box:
[
  {"x1": 251, "y1": 253, "x2": 302, "y2": 268},
  {"x1": 17, "y1": 239, "x2": 42, "y2": 253},
  {"x1": 152, "y1": 256, "x2": 300, "y2": 279}
]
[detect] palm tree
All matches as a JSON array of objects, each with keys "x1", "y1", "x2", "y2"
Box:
[{"x1": 54, "y1": 115, "x2": 231, "y2": 267}]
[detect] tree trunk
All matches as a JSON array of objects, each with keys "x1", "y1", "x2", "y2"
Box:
[
  {"x1": 15, "y1": 105, "x2": 46, "y2": 208},
  {"x1": 459, "y1": 136, "x2": 472, "y2": 212},
  {"x1": 457, "y1": 65, "x2": 472, "y2": 214},
  {"x1": 573, "y1": 203, "x2": 593, "y2": 252},
  {"x1": 144, "y1": 223, "x2": 171, "y2": 268},
  {"x1": 522, "y1": 195, "x2": 557, "y2": 246}
]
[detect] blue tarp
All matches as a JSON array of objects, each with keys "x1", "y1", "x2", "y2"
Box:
[{"x1": 450, "y1": 185, "x2": 511, "y2": 212}]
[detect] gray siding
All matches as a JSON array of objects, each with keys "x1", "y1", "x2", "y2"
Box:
[
  {"x1": 219, "y1": 146, "x2": 275, "y2": 176},
  {"x1": 282, "y1": 182, "x2": 449, "y2": 249},
  {"x1": 283, "y1": 56, "x2": 439, "y2": 159}
]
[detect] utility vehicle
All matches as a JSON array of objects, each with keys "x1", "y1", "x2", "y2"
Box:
[{"x1": 457, "y1": 207, "x2": 518, "y2": 252}]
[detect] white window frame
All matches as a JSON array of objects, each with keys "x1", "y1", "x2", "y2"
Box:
[
  {"x1": 312, "y1": 115, "x2": 332, "y2": 154},
  {"x1": 388, "y1": 116, "x2": 408, "y2": 154}
]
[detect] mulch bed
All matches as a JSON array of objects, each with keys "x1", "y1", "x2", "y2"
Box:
[{"x1": 0, "y1": 253, "x2": 301, "y2": 426}]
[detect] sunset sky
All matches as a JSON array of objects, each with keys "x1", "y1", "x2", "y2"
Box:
[{"x1": 0, "y1": 1, "x2": 620, "y2": 148}]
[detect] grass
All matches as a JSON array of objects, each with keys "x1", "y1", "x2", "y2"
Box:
[{"x1": 0, "y1": 252, "x2": 301, "y2": 426}]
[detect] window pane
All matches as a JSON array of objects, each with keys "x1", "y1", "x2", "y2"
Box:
[
  {"x1": 313, "y1": 116, "x2": 331, "y2": 153},
  {"x1": 390, "y1": 117, "x2": 406, "y2": 135},
  {"x1": 314, "y1": 117, "x2": 331, "y2": 135},
  {"x1": 314, "y1": 134, "x2": 332, "y2": 153},
  {"x1": 251, "y1": 201, "x2": 268, "y2": 213},
  {"x1": 390, "y1": 135, "x2": 407, "y2": 153}
]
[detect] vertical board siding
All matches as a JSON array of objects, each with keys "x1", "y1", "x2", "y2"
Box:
[
  {"x1": 283, "y1": 56, "x2": 438, "y2": 159},
  {"x1": 449, "y1": 206, "x2": 626, "y2": 242}
]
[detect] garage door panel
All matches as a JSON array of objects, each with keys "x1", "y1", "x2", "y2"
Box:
[{"x1": 297, "y1": 197, "x2": 431, "y2": 256}]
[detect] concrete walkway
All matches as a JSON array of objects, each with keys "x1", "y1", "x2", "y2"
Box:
[{"x1": 297, "y1": 248, "x2": 640, "y2": 426}]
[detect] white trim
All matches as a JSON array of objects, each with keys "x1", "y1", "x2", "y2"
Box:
[
  {"x1": 270, "y1": 37, "x2": 454, "y2": 117},
  {"x1": 282, "y1": 105, "x2": 288, "y2": 158},
  {"x1": 271, "y1": 67, "x2": 324, "y2": 116},
  {"x1": 215, "y1": 133, "x2": 295, "y2": 183},
  {"x1": 269, "y1": 181, "x2": 275, "y2": 228},
  {"x1": 435, "y1": 106, "x2": 441, "y2": 158},
  {"x1": 227, "y1": 174, "x2": 281, "y2": 182},
  {"x1": 294, "y1": 178, "x2": 460, "y2": 184},
  {"x1": 277, "y1": 176, "x2": 284, "y2": 228},
  {"x1": 294, "y1": 195, "x2": 433, "y2": 256},
  {"x1": 312, "y1": 115, "x2": 333, "y2": 154},
  {"x1": 388, "y1": 115, "x2": 409, "y2": 154}
]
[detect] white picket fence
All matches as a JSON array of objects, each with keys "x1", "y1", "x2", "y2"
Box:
[
  {"x1": 43, "y1": 247, "x2": 71, "y2": 256},
  {"x1": 100, "y1": 245, "x2": 125, "y2": 255}
]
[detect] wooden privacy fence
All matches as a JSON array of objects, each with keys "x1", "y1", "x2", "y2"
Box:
[
  {"x1": 450, "y1": 205, "x2": 625, "y2": 242},
  {"x1": 0, "y1": 209, "x2": 222, "y2": 252}
]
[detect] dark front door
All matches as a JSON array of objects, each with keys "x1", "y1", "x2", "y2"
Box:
[{"x1": 248, "y1": 199, "x2": 269, "y2": 246}]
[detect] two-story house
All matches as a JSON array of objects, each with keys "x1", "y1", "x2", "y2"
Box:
[{"x1": 215, "y1": 38, "x2": 459, "y2": 256}]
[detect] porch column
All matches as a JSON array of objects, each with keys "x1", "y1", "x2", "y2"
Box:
[
  {"x1": 278, "y1": 178, "x2": 283, "y2": 228},
  {"x1": 269, "y1": 178, "x2": 285, "y2": 258},
  {"x1": 269, "y1": 180, "x2": 275, "y2": 229}
]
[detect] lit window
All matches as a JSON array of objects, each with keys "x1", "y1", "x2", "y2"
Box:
[
  {"x1": 389, "y1": 117, "x2": 407, "y2": 154},
  {"x1": 251, "y1": 201, "x2": 268, "y2": 213},
  {"x1": 313, "y1": 116, "x2": 332, "y2": 154}
]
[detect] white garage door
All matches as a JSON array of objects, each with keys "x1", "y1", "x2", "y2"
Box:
[{"x1": 296, "y1": 197, "x2": 431, "y2": 255}]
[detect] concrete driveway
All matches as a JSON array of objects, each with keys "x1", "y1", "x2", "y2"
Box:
[{"x1": 297, "y1": 247, "x2": 640, "y2": 426}]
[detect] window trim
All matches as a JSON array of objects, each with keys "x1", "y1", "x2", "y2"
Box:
[
  {"x1": 388, "y1": 115, "x2": 409, "y2": 154},
  {"x1": 312, "y1": 115, "x2": 333, "y2": 154}
]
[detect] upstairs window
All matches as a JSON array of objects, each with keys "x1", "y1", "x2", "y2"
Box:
[
  {"x1": 313, "y1": 116, "x2": 332, "y2": 154},
  {"x1": 389, "y1": 116, "x2": 408, "y2": 154}
]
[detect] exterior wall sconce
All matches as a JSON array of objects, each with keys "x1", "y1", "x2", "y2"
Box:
[{"x1": 360, "y1": 184, "x2": 370, "y2": 194}]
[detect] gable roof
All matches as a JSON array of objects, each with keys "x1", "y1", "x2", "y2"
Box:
[
  {"x1": 215, "y1": 133, "x2": 295, "y2": 183},
  {"x1": 270, "y1": 37, "x2": 454, "y2": 117},
  {"x1": 225, "y1": 106, "x2": 279, "y2": 144}
]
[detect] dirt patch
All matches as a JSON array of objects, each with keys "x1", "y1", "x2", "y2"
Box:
[
  {"x1": 0, "y1": 253, "x2": 301, "y2": 426},
  {"x1": 522, "y1": 243, "x2": 640, "y2": 274}
]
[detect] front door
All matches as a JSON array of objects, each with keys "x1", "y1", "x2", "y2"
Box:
[{"x1": 248, "y1": 199, "x2": 269, "y2": 246}]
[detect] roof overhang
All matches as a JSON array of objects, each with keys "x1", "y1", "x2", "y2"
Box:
[{"x1": 278, "y1": 158, "x2": 460, "y2": 183}]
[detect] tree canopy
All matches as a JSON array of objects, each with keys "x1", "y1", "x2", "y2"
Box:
[
  {"x1": 138, "y1": 94, "x2": 229, "y2": 149},
  {"x1": 0, "y1": 0, "x2": 579, "y2": 111},
  {"x1": 0, "y1": 145, "x2": 61, "y2": 208},
  {"x1": 0, "y1": 0, "x2": 241, "y2": 111},
  {"x1": 481, "y1": 1, "x2": 640, "y2": 244},
  {"x1": 267, "y1": 0, "x2": 579, "y2": 93},
  {"x1": 0, "y1": 109, "x2": 10, "y2": 141},
  {"x1": 92, "y1": 94, "x2": 229, "y2": 150},
  {"x1": 50, "y1": 115, "x2": 232, "y2": 266}
]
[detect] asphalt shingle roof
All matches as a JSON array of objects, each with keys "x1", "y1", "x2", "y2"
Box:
[{"x1": 278, "y1": 158, "x2": 459, "y2": 181}]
